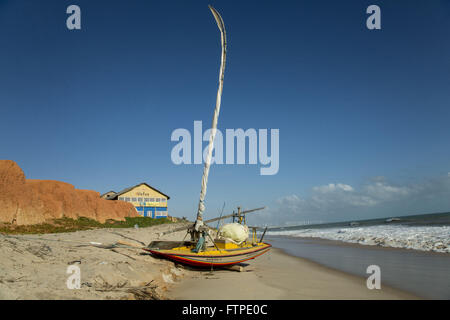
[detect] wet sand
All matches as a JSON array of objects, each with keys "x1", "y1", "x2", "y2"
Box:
[
  {"x1": 267, "y1": 236, "x2": 450, "y2": 299},
  {"x1": 168, "y1": 248, "x2": 418, "y2": 300}
]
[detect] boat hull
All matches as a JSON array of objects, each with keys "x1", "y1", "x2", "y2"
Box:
[{"x1": 143, "y1": 242, "x2": 271, "y2": 267}]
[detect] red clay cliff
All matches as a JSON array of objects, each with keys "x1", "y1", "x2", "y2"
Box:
[{"x1": 0, "y1": 160, "x2": 138, "y2": 225}]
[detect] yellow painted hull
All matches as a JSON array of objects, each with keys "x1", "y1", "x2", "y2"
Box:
[{"x1": 143, "y1": 242, "x2": 271, "y2": 267}]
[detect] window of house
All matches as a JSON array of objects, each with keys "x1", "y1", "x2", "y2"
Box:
[
  {"x1": 125, "y1": 197, "x2": 131, "y2": 202},
  {"x1": 132, "y1": 198, "x2": 137, "y2": 202},
  {"x1": 150, "y1": 198, "x2": 155, "y2": 202},
  {"x1": 138, "y1": 198, "x2": 143, "y2": 202}
]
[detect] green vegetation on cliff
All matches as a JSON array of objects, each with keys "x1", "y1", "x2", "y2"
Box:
[{"x1": 0, "y1": 216, "x2": 173, "y2": 234}]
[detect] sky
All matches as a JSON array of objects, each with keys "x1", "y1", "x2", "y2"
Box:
[{"x1": 0, "y1": 0, "x2": 449, "y2": 226}]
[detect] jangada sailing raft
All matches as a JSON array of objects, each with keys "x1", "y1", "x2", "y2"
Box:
[{"x1": 142, "y1": 6, "x2": 271, "y2": 267}]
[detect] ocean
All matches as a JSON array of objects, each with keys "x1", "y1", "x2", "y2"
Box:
[
  {"x1": 265, "y1": 212, "x2": 450, "y2": 299},
  {"x1": 267, "y1": 212, "x2": 450, "y2": 253}
]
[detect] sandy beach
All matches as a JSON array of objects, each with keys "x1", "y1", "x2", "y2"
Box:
[
  {"x1": 0, "y1": 223, "x2": 191, "y2": 300},
  {"x1": 0, "y1": 224, "x2": 419, "y2": 300},
  {"x1": 168, "y1": 248, "x2": 418, "y2": 300}
]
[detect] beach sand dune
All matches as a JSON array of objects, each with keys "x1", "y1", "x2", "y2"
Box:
[{"x1": 0, "y1": 160, "x2": 138, "y2": 226}]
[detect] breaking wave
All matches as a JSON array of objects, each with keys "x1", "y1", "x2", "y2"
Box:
[{"x1": 268, "y1": 225, "x2": 450, "y2": 253}]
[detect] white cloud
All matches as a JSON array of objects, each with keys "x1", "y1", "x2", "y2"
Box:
[
  {"x1": 308, "y1": 182, "x2": 382, "y2": 209},
  {"x1": 312, "y1": 183, "x2": 354, "y2": 193},
  {"x1": 257, "y1": 174, "x2": 450, "y2": 226},
  {"x1": 276, "y1": 194, "x2": 304, "y2": 211},
  {"x1": 364, "y1": 182, "x2": 412, "y2": 201}
]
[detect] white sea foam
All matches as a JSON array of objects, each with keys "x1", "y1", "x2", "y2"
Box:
[{"x1": 268, "y1": 225, "x2": 450, "y2": 253}]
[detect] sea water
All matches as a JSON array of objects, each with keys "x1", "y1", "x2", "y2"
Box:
[{"x1": 267, "y1": 212, "x2": 450, "y2": 253}]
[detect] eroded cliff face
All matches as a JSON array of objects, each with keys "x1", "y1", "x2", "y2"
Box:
[{"x1": 0, "y1": 160, "x2": 138, "y2": 225}]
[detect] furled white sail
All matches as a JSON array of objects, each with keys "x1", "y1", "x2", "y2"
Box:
[
  {"x1": 194, "y1": 6, "x2": 227, "y2": 231},
  {"x1": 218, "y1": 223, "x2": 249, "y2": 245}
]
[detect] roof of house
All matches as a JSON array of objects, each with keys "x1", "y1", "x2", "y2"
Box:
[
  {"x1": 105, "y1": 183, "x2": 170, "y2": 200},
  {"x1": 100, "y1": 191, "x2": 116, "y2": 198}
]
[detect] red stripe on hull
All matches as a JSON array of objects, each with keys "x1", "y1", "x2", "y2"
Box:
[{"x1": 143, "y1": 244, "x2": 271, "y2": 267}]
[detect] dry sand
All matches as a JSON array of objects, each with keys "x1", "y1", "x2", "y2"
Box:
[
  {"x1": 0, "y1": 223, "x2": 191, "y2": 299},
  {"x1": 0, "y1": 224, "x2": 419, "y2": 300}
]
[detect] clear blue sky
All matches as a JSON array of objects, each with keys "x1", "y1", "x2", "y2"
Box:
[{"x1": 1, "y1": 0, "x2": 449, "y2": 225}]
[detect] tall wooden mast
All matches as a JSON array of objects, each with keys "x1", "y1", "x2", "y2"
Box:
[{"x1": 194, "y1": 6, "x2": 227, "y2": 234}]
